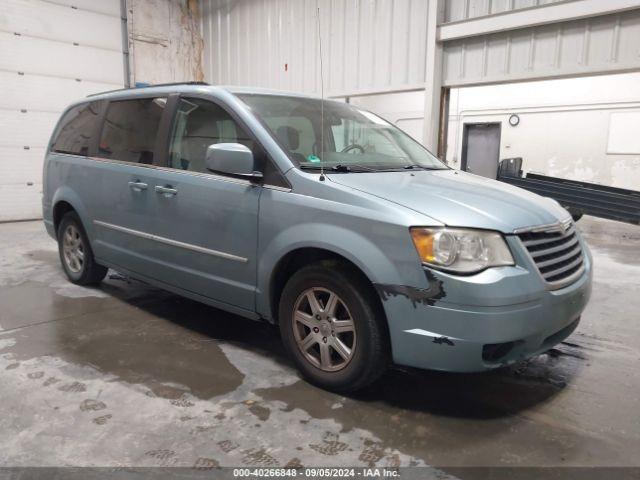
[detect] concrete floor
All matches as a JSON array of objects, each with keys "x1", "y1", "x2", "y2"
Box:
[{"x1": 0, "y1": 217, "x2": 639, "y2": 471}]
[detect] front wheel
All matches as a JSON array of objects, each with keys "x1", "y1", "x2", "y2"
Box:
[
  {"x1": 57, "y1": 212, "x2": 108, "y2": 285},
  {"x1": 279, "y1": 263, "x2": 389, "y2": 392}
]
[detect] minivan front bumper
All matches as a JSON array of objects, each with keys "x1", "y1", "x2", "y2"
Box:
[{"x1": 378, "y1": 236, "x2": 593, "y2": 372}]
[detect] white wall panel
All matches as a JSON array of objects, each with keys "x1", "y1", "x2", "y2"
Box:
[
  {"x1": 607, "y1": 111, "x2": 640, "y2": 154},
  {"x1": 0, "y1": 0, "x2": 122, "y2": 50},
  {"x1": 201, "y1": 0, "x2": 430, "y2": 96},
  {"x1": 442, "y1": 9, "x2": 640, "y2": 86},
  {"x1": 445, "y1": 72, "x2": 640, "y2": 189}
]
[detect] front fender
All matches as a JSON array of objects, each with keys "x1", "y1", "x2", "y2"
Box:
[{"x1": 256, "y1": 222, "x2": 409, "y2": 320}]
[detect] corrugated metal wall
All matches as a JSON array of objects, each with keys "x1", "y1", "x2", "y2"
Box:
[
  {"x1": 442, "y1": 8, "x2": 640, "y2": 86},
  {"x1": 200, "y1": 0, "x2": 430, "y2": 96},
  {"x1": 201, "y1": 1, "x2": 640, "y2": 92},
  {"x1": 444, "y1": 0, "x2": 566, "y2": 23}
]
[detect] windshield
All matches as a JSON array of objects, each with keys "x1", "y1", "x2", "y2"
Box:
[{"x1": 237, "y1": 94, "x2": 448, "y2": 172}]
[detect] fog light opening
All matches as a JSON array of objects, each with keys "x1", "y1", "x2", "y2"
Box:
[{"x1": 482, "y1": 341, "x2": 516, "y2": 363}]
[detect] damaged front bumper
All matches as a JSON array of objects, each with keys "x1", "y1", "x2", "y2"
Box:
[{"x1": 377, "y1": 237, "x2": 593, "y2": 372}]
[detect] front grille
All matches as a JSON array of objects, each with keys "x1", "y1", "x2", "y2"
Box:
[{"x1": 517, "y1": 220, "x2": 584, "y2": 288}]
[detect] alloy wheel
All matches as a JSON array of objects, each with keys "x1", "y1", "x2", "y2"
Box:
[
  {"x1": 62, "y1": 224, "x2": 84, "y2": 273},
  {"x1": 292, "y1": 287, "x2": 357, "y2": 372}
]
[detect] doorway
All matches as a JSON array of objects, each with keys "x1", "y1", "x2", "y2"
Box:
[{"x1": 461, "y1": 123, "x2": 501, "y2": 179}]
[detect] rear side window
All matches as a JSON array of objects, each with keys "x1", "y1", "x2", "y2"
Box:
[
  {"x1": 51, "y1": 102, "x2": 102, "y2": 156},
  {"x1": 98, "y1": 98, "x2": 166, "y2": 164}
]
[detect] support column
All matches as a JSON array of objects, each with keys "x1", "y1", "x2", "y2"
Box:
[
  {"x1": 437, "y1": 86, "x2": 450, "y2": 160},
  {"x1": 120, "y1": 0, "x2": 131, "y2": 87},
  {"x1": 422, "y1": 0, "x2": 445, "y2": 154}
]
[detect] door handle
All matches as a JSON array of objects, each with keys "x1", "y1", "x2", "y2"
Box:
[
  {"x1": 155, "y1": 185, "x2": 178, "y2": 196},
  {"x1": 128, "y1": 181, "x2": 148, "y2": 192}
]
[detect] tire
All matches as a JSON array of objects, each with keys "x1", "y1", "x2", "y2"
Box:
[
  {"x1": 57, "y1": 211, "x2": 108, "y2": 285},
  {"x1": 279, "y1": 262, "x2": 389, "y2": 392}
]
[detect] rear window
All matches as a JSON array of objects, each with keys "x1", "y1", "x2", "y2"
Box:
[
  {"x1": 51, "y1": 102, "x2": 102, "y2": 156},
  {"x1": 97, "y1": 98, "x2": 166, "y2": 164}
]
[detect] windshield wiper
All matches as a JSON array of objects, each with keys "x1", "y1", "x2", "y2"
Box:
[
  {"x1": 300, "y1": 163, "x2": 379, "y2": 173},
  {"x1": 403, "y1": 164, "x2": 449, "y2": 171},
  {"x1": 335, "y1": 163, "x2": 388, "y2": 172}
]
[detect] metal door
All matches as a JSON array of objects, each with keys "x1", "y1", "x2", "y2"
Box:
[{"x1": 461, "y1": 123, "x2": 501, "y2": 179}]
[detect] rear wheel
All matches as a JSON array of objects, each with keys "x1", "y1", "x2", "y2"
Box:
[
  {"x1": 279, "y1": 262, "x2": 389, "y2": 392},
  {"x1": 57, "y1": 212, "x2": 107, "y2": 285}
]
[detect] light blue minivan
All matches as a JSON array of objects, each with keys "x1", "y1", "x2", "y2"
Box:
[{"x1": 43, "y1": 83, "x2": 592, "y2": 391}]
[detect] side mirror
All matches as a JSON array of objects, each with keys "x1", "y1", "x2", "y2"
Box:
[{"x1": 205, "y1": 143, "x2": 263, "y2": 181}]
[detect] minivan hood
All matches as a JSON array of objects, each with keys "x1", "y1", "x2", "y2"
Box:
[{"x1": 327, "y1": 169, "x2": 570, "y2": 233}]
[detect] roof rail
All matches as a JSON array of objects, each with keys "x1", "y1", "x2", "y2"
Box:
[{"x1": 87, "y1": 81, "x2": 210, "y2": 97}]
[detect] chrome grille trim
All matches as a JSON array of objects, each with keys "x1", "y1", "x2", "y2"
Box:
[
  {"x1": 517, "y1": 220, "x2": 585, "y2": 289},
  {"x1": 514, "y1": 217, "x2": 573, "y2": 234},
  {"x1": 535, "y1": 244, "x2": 582, "y2": 269},
  {"x1": 542, "y1": 255, "x2": 584, "y2": 279},
  {"x1": 529, "y1": 235, "x2": 579, "y2": 258},
  {"x1": 520, "y1": 225, "x2": 576, "y2": 247}
]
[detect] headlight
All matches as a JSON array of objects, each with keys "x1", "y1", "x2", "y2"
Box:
[{"x1": 410, "y1": 227, "x2": 514, "y2": 273}]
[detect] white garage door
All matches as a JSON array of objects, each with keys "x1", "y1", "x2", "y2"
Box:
[{"x1": 0, "y1": 0, "x2": 125, "y2": 221}]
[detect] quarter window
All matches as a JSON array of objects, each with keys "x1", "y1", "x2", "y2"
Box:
[
  {"x1": 51, "y1": 102, "x2": 102, "y2": 156},
  {"x1": 98, "y1": 98, "x2": 166, "y2": 164}
]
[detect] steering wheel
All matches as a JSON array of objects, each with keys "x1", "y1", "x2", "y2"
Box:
[{"x1": 341, "y1": 144, "x2": 365, "y2": 154}]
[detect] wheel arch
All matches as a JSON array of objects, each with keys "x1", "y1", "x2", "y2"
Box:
[
  {"x1": 266, "y1": 246, "x2": 387, "y2": 328},
  {"x1": 51, "y1": 188, "x2": 92, "y2": 237},
  {"x1": 257, "y1": 222, "x2": 409, "y2": 323},
  {"x1": 53, "y1": 200, "x2": 76, "y2": 234}
]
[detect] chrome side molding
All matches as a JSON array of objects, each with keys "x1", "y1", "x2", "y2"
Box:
[{"x1": 93, "y1": 220, "x2": 248, "y2": 263}]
